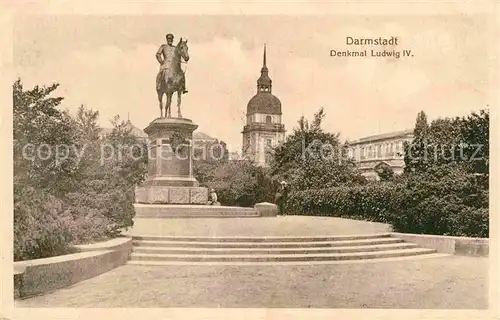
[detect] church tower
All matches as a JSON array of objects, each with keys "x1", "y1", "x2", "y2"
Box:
[{"x1": 242, "y1": 44, "x2": 286, "y2": 166}]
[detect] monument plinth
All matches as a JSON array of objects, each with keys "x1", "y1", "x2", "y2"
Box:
[{"x1": 135, "y1": 117, "x2": 208, "y2": 204}]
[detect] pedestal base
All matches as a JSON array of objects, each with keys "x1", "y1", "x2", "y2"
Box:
[
  {"x1": 134, "y1": 204, "x2": 260, "y2": 218},
  {"x1": 136, "y1": 186, "x2": 208, "y2": 204},
  {"x1": 142, "y1": 177, "x2": 199, "y2": 187}
]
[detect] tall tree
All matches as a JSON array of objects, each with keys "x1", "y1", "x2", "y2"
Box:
[
  {"x1": 404, "y1": 111, "x2": 430, "y2": 173},
  {"x1": 13, "y1": 79, "x2": 78, "y2": 196},
  {"x1": 404, "y1": 109, "x2": 489, "y2": 175},
  {"x1": 269, "y1": 108, "x2": 361, "y2": 191},
  {"x1": 14, "y1": 80, "x2": 149, "y2": 260},
  {"x1": 459, "y1": 109, "x2": 489, "y2": 175}
]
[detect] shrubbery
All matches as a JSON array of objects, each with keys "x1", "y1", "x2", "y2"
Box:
[
  {"x1": 281, "y1": 108, "x2": 488, "y2": 238},
  {"x1": 14, "y1": 186, "x2": 75, "y2": 260},
  {"x1": 14, "y1": 80, "x2": 147, "y2": 261},
  {"x1": 285, "y1": 163, "x2": 488, "y2": 237},
  {"x1": 194, "y1": 159, "x2": 276, "y2": 207}
]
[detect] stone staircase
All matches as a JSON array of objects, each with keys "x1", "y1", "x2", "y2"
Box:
[{"x1": 127, "y1": 233, "x2": 442, "y2": 265}]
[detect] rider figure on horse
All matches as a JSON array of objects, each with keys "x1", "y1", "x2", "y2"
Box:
[{"x1": 155, "y1": 33, "x2": 188, "y2": 94}]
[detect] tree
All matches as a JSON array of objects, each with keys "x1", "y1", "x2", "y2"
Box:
[
  {"x1": 14, "y1": 79, "x2": 78, "y2": 260},
  {"x1": 404, "y1": 109, "x2": 489, "y2": 176},
  {"x1": 14, "y1": 80, "x2": 148, "y2": 260},
  {"x1": 269, "y1": 107, "x2": 362, "y2": 191},
  {"x1": 13, "y1": 79, "x2": 79, "y2": 196},
  {"x1": 404, "y1": 111, "x2": 430, "y2": 173},
  {"x1": 426, "y1": 117, "x2": 462, "y2": 168},
  {"x1": 91, "y1": 115, "x2": 148, "y2": 231},
  {"x1": 459, "y1": 109, "x2": 489, "y2": 175}
]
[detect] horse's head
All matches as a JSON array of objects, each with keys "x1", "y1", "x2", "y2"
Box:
[{"x1": 176, "y1": 38, "x2": 189, "y2": 62}]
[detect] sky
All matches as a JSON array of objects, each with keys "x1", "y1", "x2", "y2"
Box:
[{"x1": 13, "y1": 14, "x2": 493, "y2": 152}]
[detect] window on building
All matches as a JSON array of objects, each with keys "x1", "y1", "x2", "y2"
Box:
[
  {"x1": 398, "y1": 141, "x2": 403, "y2": 152},
  {"x1": 377, "y1": 144, "x2": 382, "y2": 158},
  {"x1": 266, "y1": 116, "x2": 272, "y2": 124}
]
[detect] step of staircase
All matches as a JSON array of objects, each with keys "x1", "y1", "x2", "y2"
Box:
[
  {"x1": 132, "y1": 233, "x2": 392, "y2": 242},
  {"x1": 129, "y1": 247, "x2": 437, "y2": 263},
  {"x1": 132, "y1": 237, "x2": 404, "y2": 249},
  {"x1": 132, "y1": 242, "x2": 417, "y2": 255},
  {"x1": 127, "y1": 233, "x2": 439, "y2": 265},
  {"x1": 127, "y1": 253, "x2": 449, "y2": 266}
]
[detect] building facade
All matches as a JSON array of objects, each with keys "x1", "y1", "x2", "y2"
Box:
[
  {"x1": 241, "y1": 45, "x2": 286, "y2": 166},
  {"x1": 348, "y1": 129, "x2": 413, "y2": 180}
]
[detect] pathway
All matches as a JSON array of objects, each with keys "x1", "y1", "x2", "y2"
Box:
[
  {"x1": 126, "y1": 216, "x2": 392, "y2": 237},
  {"x1": 14, "y1": 217, "x2": 488, "y2": 308},
  {"x1": 16, "y1": 255, "x2": 487, "y2": 308}
]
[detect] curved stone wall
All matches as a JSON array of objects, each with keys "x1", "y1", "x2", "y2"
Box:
[
  {"x1": 14, "y1": 237, "x2": 132, "y2": 299},
  {"x1": 390, "y1": 233, "x2": 488, "y2": 257}
]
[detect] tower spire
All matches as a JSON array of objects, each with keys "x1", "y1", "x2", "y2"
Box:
[
  {"x1": 257, "y1": 43, "x2": 271, "y2": 92},
  {"x1": 263, "y1": 43, "x2": 267, "y2": 68},
  {"x1": 261, "y1": 44, "x2": 268, "y2": 73}
]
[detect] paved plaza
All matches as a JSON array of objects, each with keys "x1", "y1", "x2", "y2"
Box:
[
  {"x1": 16, "y1": 255, "x2": 487, "y2": 308},
  {"x1": 15, "y1": 217, "x2": 488, "y2": 309},
  {"x1": 126, "y1": 216, "x2": 393, "y2": 237}
]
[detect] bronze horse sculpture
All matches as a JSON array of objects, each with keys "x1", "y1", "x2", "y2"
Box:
[{"x1": 156, "y1": 38, "x2": 189, "y2": 118}]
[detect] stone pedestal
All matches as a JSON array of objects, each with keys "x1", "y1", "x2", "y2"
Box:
[
  {"x1": 135, "y1": 117, "x2": 208, "y2": 204},
  {"x1": 254, "y1": 202, "x2": 278, "y2": 217}
]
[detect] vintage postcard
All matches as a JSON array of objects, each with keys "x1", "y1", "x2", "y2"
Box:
[{"x1": 1, "y1": 1, "x2": 498, "y2": 320}]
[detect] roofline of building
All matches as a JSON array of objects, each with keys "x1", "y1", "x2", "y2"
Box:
[
  {"x1": 246, "y1": 113, "x2": 283, "y2": 116},
  {"x1": 348, "y1": 129, "x2": 414, "y2": 145}
]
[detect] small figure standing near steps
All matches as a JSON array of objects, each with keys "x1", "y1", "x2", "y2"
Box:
[
  {"x1": 208, "y1": 188, "x2": 220, "y2": 206},
  {"x1": 275, "y1": 180, "x2": 288, "y2": 215}
]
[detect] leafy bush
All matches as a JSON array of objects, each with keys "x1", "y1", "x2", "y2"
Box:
[
  {"x1": 194, "y1": 160, "x2": 276, "y2": 207},
  {"x1": 449, "y1": 207, "x2": 488, "y2": 238},
  {"x1": 286, "y1": 183, "x2": 396, "y2": 222},
  {"x1": 13, "y1": 80, "x2": 148, "y2": 261},
  {"x1": 286, "y1": 163, "x2": 488, "y2": 237},
  {"x1": 14, "y1": 186, "x2": 75, "y2": 261}
]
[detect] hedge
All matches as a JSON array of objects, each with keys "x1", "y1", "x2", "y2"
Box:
[{"x1": 285, "y1": 170, "x2": 488, "y2": 238}]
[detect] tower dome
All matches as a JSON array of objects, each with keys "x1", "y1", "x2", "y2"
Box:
[
  {"x1": 246, "y1": 44, "x2": 282, "y2": 115},
  {"x1": 247, "y1": 93, "x2": 282, "y2": 115}
]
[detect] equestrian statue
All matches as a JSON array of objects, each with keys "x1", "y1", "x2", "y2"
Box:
[{"x1": 155, "y1": 33, "x2": 189, "y2": 118}]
